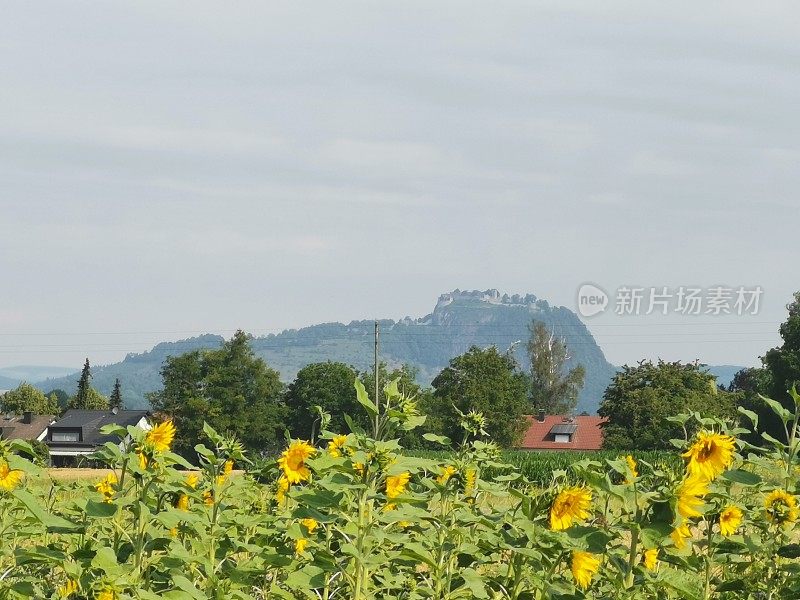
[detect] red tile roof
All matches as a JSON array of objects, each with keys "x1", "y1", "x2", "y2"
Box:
[{"x1": 519, "y1": 415, "x2": 607, "y2": 451}]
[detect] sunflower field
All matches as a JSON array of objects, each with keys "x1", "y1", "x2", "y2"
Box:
[{"x1": 0, "y1": 380, "x2": 798, "y2": 599}]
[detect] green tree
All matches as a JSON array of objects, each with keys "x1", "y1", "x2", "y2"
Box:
[
  {"x1": 728, "y1": 366, "x2": 772, "y2": 445},
  {"x1": 429, "y1": 346, "x2": 529, "y2": 448},
  {"x1": 148, "y1": 330, "x2": 287, "y2": 457},
  {"x1": 44, "y1": 389, "x2": 69, "y2": 409},
  {"x1": 527, "y1": 320, "x2": 585, "y2": 415},
  {"x1": 1, "y1": 383, "x2": 59, "y2": 415},
  {"x1": 599, "y1": 360, "x2": 737, "y2": 450},
  {"x1": 75, "y1": 359, "x2": 91, "y2": 404},
  {"x1": 285, "y1": 362, "x2": 358, "y2": 439},
  {"x1": 762, "y1": 291, "x2": 800, "y2": 441},
  {"x1": 68, "y1": 359, "x2": 110, "y2": 410},
  {"x1": 68, "y1": 387, "x2": 110, "y2": 410},
  {"x1": 110, "y1": 378, "x2": 123, "y2": 410}
]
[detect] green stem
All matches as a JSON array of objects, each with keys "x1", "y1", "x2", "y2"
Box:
[
  {"x1": 785, "y1": 402, "x2": 800, "y2": 488},
  {"x1": 353, "y1": 489, "x2": 370, "y2": 599},
  {"x1": 434, "y1": 522, "x2": 446, "y2": 599},
  {"x1": 704, "y1": 519, "x2": 714, "y2": 599},
  {"x1": 509, "y1": 554, "x2": 524, "y2": 599},
  {"x1": 203, "y1": 459, "x2": 222, "y2": 594},
  {"x1": 322, "y1": 525, "x2": 333, "y2": 600},
  {"x1": 625, "y1": 485, "x2": 641, "y2": 588}
]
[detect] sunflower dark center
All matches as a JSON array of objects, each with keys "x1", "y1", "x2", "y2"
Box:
[{"x1": 697, "y1": 441, "x2": 714, "y2": 461}]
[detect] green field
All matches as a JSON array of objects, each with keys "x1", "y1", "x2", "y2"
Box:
[{"x1": 410, "y1": 449, "x2": 682, "y2": 485}]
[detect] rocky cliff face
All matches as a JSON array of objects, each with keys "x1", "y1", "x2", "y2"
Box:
[
  {"x1": 372, "y1": 289, "x2": 616, "y2": 413},
  {"x1": 36, "y1": 290, "x2": 617, "y2": 413}
]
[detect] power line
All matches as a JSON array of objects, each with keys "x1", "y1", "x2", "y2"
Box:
[
  {"x1": 0, "y1": 320, "x2": 779, "y2": 337},
  {"x1": 0, "y1": 333, "x2": 781, "y2": 349},
  {"x1": 0, "y1": 338, "x2": 781, "y2": 354},
  {"x1": 0, "y1": 327, "x2": 781, "y2": 343}
]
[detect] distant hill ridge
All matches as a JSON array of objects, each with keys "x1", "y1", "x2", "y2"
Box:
[
  {"x1": 32, "y1": 289, "x2": 734, "y2": 413},
  {"x1": 0, "y1": 365, "x2": 89, "y2": 392}
]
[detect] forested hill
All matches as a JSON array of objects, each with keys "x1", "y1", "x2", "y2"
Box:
[{"x1": 36, "y1": 290, "x2": 618, "y2": 413}]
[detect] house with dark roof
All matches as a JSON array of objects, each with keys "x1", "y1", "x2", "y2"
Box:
[
  {"x1": 47, "y1": 409, "x2": 150, "y2": 466},
  {"x1": 519, "y1": 411, "x2": 607, "y2": 451},
  {"x1": 0, "y1": 412, "x2": 56, "y2": 442}
]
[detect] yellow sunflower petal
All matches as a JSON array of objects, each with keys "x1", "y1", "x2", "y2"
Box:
[
  {"x1": 550, "y1": 487, "x2": 592, "y2": 531},
  {"x1": 145, "y1": 420, "x2": 176, "y2": 453},
  {"x1": 278, "y1": 440, "x2": 316, "y2": 484},
  {"x1": 719, "y1": 505, "x2": 743, "y2": 536},
  {"x1": 682, "y1": 431, "x2": 735, "y2": 481},
  {"x1": 571, "y1": 550, "x2": 600, "y2": 590}
]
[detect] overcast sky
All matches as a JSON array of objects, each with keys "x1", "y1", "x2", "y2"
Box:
[{"x1": 1, "y1": 1, "x2": 798, "y2": 371}]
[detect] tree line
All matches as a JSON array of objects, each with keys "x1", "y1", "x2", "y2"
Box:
[
  {"x1": 147, "y1": 292, "x2": 800, "y2": 455},
  {"x1": 598, "y1": 291, "x2": 800, "y2": 449},
  {"x1": 0, "y1": 359, "x2": 123, "y2": 417},
  {"x1": 145, "y1": 324, "x2": 586, "y2": 458},
  {"x1": 4, "y1": 291, "x2": 799, "y2": 455}
]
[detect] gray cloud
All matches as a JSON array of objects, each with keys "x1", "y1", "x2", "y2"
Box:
[{"x1": 0, "y1": 1, "x2": 797, "y2": 370}]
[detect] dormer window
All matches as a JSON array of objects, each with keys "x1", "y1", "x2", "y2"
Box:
[
  {"x1": 550, "y1": 423, "x2": 577, "y2": 443},
  {"x1": 51, "y1": 430, "x2": 81, "y2": 442}
]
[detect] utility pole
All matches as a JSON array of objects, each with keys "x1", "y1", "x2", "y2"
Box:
[{"x1": 374, "y1": 320, "x2": 380, "y2": 435}]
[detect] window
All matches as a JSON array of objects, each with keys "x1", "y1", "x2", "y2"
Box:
[
  {"x1": 51, "y1": 431, "x2": 80, "y2": 442},
  {"x1": 550, "y1": 423, "x2": 577, "y2": 443}
]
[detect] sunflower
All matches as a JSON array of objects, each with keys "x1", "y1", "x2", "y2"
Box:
[
  {"x1": 436, "y1": 465, "x2": 457, "y2": 485},
  {"x1": 216, "y1": 459, "x2": 234, "y2": 486},
  {"x1": 137, "y1": 451, "x2": 148, "y2": 470},
  {"x1": 682, "y1": 431, "x2": 735, "y2": 481},
  {"x1": 719, "y1": 505, "x2": 743, "y2": 536},
  {"x1": 203, "y1": 490, "x2": 214, "y2": 506},
  {"x1": 328, "y1": 435, "x2": 348, "y2": 458},
  {"x1": 294, "y1": 538, "x2": 309, "y2": 555},
  {"x1": 643, "y1": 548, "x2": 658, "y2": 571},
  {"x1": 185, "y1": 472, "x2": 200, "y2": 489},
  {"x1": 95, "y1": 472, "x2": 117, "y2": 503},
  {"x1": 676, "y1": 475, "x2": 708, "y2": 519},
  {"x1": 145, "y1": 420, "x2": 176, "y2": 453},
  {"x1": 96, "y1": 590, "x2": 116, "y2": 600},
  {"x1": 550, "y1": 487, "x2": 592, "y2": 531},
  {"x1": 57, "y1": 579, "x2": 78, "y2": 598},
  {"x1": 464, "y1": 468, "x2": 477, "y2": 495},
  {"x1": 0, "y1": 459, "x2": 23, "y2": 491},
  {"x1": 670, "y1": 523, "x2": 692, "y2": 550},
  {"x1": 764, "y1": 489, "x2": 798, "y2": 525},
  {"x1": 276, "y1": 476, "x2": 290, "y2": 504},
  {"x1": 571, "y1": 551, "x2": 599, "y2": 590},
  {"x1": 278, "y1": 441, "x2": 316, "y2": 484},
  {"x1": 625, "y1": 455, "x2": 638, "y2": 482},
  {"x1": 176, "y1": 494, "x2": 189, "y2": 511},
  {"x1": 386, "y1": 472, "x2": 411, "y2": 499},
  {"x1": 301, "y1": 518, "x2": 318, "y2": 534},
  {"x1": 385, "y1": 472, "x2": 411, "y2": 510}
]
